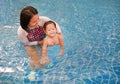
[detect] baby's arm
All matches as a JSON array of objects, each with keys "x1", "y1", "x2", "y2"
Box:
[
  {"x1": 40, "y1": 39, "x2": 50, "y2": 65},
  {"x1": 42, "y1": 40, "x2": 48, "y2": 57},
  {"x1": 58, "y1": 34, "x2": 64, "y2": 56}
]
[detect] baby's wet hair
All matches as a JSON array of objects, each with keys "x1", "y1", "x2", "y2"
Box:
[{"x1": 43, "y1": 20, "x2": 56, "y2": 30}]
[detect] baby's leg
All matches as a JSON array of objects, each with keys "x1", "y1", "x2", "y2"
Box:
[{"x1": 24, "y1": 46, "x2": 41, "y2": 69}]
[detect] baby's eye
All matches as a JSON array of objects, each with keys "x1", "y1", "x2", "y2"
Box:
[
  {"x1": 52, "y1": 28, "x2": 55, "y2": 30},
  {"x1": 48, "y1": 29, "x2": 51, "y2": 31}
]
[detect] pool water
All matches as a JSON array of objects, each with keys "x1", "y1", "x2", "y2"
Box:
[{"x1": 0, "y1": 0, "x2": 120, "y2": 84}]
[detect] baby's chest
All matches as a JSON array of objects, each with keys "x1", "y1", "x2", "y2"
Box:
[{"x1": 47, "y1": 38, "x2": 59, "y2": 46}]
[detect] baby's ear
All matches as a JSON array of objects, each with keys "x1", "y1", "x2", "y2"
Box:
[{"x1": 56, "y1": 28, "x2": 58, "y2": 33}]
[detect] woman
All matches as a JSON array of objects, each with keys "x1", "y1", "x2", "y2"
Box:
[{"x1": 17, "y1": 6, "x2": 62, "y2": 69}]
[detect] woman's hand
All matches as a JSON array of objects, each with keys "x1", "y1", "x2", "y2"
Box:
[{"x1": 37, "y1": 40, "x2": 44, "y2": 45}]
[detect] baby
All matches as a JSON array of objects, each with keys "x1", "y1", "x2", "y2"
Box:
[{"x1": 40, "y1": 20, "x2": 64, "y2": 65}]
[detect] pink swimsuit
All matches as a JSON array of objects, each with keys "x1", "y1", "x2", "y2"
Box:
[{"x1": 27, "y1": 26, "x2": 45, "y2": 42}]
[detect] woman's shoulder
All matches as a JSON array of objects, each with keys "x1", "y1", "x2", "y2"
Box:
[
  {"x1": 18, "y1": 26, "x2": 25, "y2": 32},
  {"x1": 17, "y1": 26, "x2": 27, "y2": 35},
  {"x1": 39, "y1": 16, "x2": 50, "y2": 21},
  {"x1": 39, "y1": 16, "x2": 51, "y2": 26}
]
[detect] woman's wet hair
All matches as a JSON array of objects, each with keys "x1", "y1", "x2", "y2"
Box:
[{"x1": 20, "y1": 6, "x2": 38, "y2": 32}]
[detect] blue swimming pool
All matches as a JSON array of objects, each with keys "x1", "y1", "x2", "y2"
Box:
[{"x1": 0, "y1": 0, "x2": 120, "y2": 84}]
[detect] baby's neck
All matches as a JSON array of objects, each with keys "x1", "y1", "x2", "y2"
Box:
[{"x1": 47, "y1": 35, "x2": 56, "y2": 39}]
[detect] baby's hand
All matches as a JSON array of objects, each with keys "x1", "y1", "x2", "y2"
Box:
[
  {"x1": 58, "y1": 50, "x2": 64, "y2": 56},
  {"x1": 40, "y1": 57, "x2": 50, "y2": 65}
]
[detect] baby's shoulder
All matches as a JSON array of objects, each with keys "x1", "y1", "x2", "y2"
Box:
[
  {"x1": 44, "y1": 37, "x2": 51, "y2": 42},
  {"x1": 57, "y1": 33, "x2": 62, "y2": 38}
]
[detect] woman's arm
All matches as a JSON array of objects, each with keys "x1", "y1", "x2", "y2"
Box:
[
  {"x1": 37, "y1": 40, "x2": 44, "y2": 45},
  {"x1": 55, "y1": 22, "x2": 62, "y2": 33}
]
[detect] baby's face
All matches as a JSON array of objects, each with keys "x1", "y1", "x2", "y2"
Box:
[{"x1": 45, "y1": 23, "x2": 57, "y2": 37}]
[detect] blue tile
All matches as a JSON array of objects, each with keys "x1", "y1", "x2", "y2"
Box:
[{"x1": 0, "y1": 0, "x2": 120, "y2": 83}]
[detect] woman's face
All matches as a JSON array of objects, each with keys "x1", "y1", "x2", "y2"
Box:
[{"x1": 28, "y1": 14, "x2": 39, "y2": 28}]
